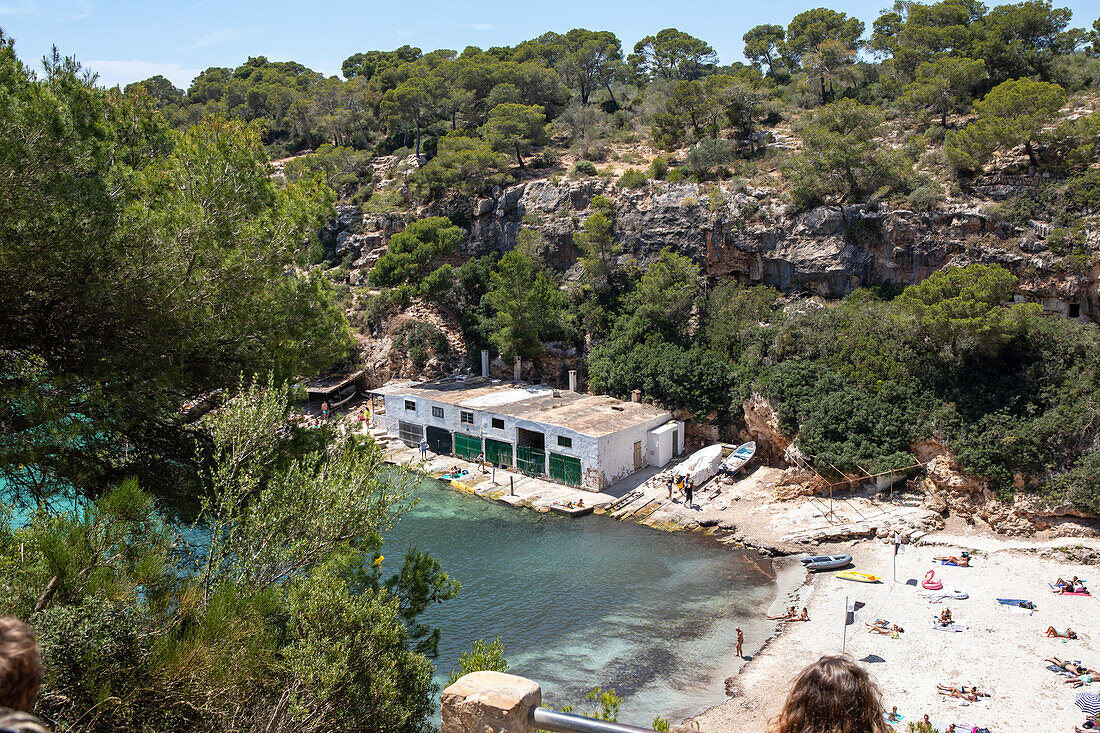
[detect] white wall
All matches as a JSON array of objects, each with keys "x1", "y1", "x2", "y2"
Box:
[
  {"x1": 597, "y1": 414, "x2": 674, "y2": 487},
  {"x1": 379, "y1": 392, "x2": 599, "y2": 482}
]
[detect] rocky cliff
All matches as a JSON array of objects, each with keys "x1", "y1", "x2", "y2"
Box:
[{"x1": 331, "y1": 175, "x2": 1099, "y2": 320}]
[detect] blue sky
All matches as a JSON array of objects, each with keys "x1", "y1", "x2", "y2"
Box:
[{"x1": 2, "y1": 0, "x2": 1097, "y2": 89}]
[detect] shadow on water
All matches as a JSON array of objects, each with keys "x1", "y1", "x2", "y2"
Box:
[{"x1": 386, "y1": 478, "x2": 776, "y2": 726}]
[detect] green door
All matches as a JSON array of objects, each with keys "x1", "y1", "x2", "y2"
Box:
[
  {"x1": 454, "y1": 432, "x2": 482, "y2": 461},
  {"x1": 549, "y1": 452, "x2": 582, "y2": 486},
  {"x1": 485, "y1": 438, "x2": 513, "y2": 468},
  {"x1": 516, "y1": 446, "x2": 546, "y2": 476}
]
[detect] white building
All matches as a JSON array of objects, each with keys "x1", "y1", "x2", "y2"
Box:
[{"x1": 370, "y1": 377, "x2": 684, "y2": 491}]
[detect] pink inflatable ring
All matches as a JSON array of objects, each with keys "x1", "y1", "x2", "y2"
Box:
[{"x1": 922, "y1": 570, "x2": 943, "y2": 590}]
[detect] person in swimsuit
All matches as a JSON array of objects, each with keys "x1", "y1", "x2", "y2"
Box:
[
  {"x1": 1046, "y1": 626, "x2": 1078, "y2": 639},
  {"x1": 938, "y1": 608, "x2": 953, "y2": 625},
  {"x1": 735, "y1": 627, "x2": 744, "y2": 658},
  {"x1": 934, "y1": 553, "x2": 969, "y2": 566}
]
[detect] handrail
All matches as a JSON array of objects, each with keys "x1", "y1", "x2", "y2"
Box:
[{"x1": 530, "y1": 707, "x2": 657, "y2": 733}]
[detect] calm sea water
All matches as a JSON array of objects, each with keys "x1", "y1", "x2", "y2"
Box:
[{"x1": 388, "y1": 479, "x2": 777, "y2": 727}]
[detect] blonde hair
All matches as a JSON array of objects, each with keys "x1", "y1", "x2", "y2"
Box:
[
  {"x1": 0, "y1": 618, "x2": 42, "y2": 712},
  {"x1": 768, "y1": 655, "x2": 890, "y2": 733}
]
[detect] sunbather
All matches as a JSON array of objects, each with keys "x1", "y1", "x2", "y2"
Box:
[
  {"x1": 935, "y1": 553, "x2": 970, "y2": 566},
  {"x1": 766, "y1": 606, "x2": 797, "y2": 620},
  {"x1": 1066, "y1": 673, "x2": 1094, "y2": 687},
  {"x1": 938, "y1": 608, "x2": 953, "y2": 625},
  {"x1": 1047, "y1": 626, "x2": 1079, "y2": 639},
  {"x1": 868, "y1": 621, "x2": 905, "y2": 635},
  {"x1": 792, "y1": 607, "x2": 809, "y2": 622},
  {"x1": 1046, "y1": 657, "x2": 1093, "y2": 675},
  {"x1": 885, "y1": 706, "x2": 901, "y2": 723},
  {"x1": 938, "y1": 683, "x2": 988, "y2": 697}
]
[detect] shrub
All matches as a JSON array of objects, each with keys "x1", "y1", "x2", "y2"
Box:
[
  {"x1": 617, "y1": 169, "x2": 650, "y2": 189},
  {"x1": 684, "y1": 139, "x2": 740, "y2": 180},
  {"x1": 570, "y1": 160, "x2": 597, "y2": 177},
  {"x1": 649, "y1": 156, "x2": 669, "y2": 180},
  {"x1": 392, "y1": 320, "x2": 449, "y2": 369}
]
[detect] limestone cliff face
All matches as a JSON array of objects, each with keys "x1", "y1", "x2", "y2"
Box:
[{"x1": 420, "y1": 178, "x2": 1095, "y2": 315}]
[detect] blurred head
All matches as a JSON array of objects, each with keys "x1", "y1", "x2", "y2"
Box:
[
  {"x1": 768, "y1": 655, "x2": 890, "y2": 733},
  {"x1": 0, "y1": 618, "x2": 42, "y2": 712}
]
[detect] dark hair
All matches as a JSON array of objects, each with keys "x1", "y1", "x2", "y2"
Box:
[
  {"x1": 768, "y1": 655, "x2": 890, "y2": 733},
  {"x1": 0, "y1": 618, "x2": 42, "y2": 712}
]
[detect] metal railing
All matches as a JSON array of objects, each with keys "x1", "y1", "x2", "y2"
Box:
[{"x1": 530, "y1": 707, "x2": 657, "y2": 733}]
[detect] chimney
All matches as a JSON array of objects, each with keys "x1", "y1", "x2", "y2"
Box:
[
  {"x1": 514, "y1": 358, "x2": 522, "y2": 382},
  {"x1": 568, "y1": 370, "x2": 577, "y2": 392},
  {"x1": 481, "y1": 350, "x2": 490, "y2": 378},
  {"x1": 631, "y1": 389, "x2": 642, "y2": 403}
]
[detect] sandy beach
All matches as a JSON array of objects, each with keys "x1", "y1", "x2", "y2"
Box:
[{"x1": 694, "y1": 528, "x2": 1100, "y2": 732}]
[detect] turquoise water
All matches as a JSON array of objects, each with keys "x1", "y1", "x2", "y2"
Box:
[{"x1": 387, "y1": 479, "x2": 777, "y2": 727}]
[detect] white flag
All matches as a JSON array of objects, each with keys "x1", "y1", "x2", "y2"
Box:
[{"x1": 845, "y1": 598, "x2": 865, "y2": 626}]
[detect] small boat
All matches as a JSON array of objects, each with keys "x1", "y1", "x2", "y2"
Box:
[
  {"x1": 721, "y1": 442, "x2": 757, "y2": 474},
  {"x1": 837, "y1": 571, "x2": 881, "y2": 583},
  {"x1": 330, "y1": 383, "x2": 358, "y2": 409},
  {"x1": 801, "y1": 554, "x2": 853, "y2": 571},
  {"x1": 678, "y1": 444, "x2": 724, "y2": 485}
]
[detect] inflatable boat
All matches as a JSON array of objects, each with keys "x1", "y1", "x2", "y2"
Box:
[{"x1": 800, "y1": 554, "x2": 853, "y2": 571}]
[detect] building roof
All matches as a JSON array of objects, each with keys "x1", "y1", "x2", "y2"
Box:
[{"x1": 370, "y1": 377, "x2": 670, "y2": 438}]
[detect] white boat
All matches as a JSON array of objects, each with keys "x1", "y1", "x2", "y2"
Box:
[
  {"x1": 720, "y1": 442, "x2": 756, "y2": 474},
  {"x1": 677, "y1": 444, "x2": 724, "y2": 485}
]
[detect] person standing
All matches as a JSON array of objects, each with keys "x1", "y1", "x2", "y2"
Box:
[
  {"x1": 685, "y1": 476, "x2": 694, "y2": 507},
  {"x1": 321, "y1": 400, "x2": 330, "y2": 420},
  {"x1": 735, "y1": 627, "x2": 744, "y2": 658},
  {"x1": 419, "y1": 438, "x2": 428, "y2": 460},
  {"x1": 666, "y1": 475, "x2": 674, "y2": 500}
]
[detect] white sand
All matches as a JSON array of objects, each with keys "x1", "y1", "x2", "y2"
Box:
[{"x1": 694, "y1": 535, "x2": 1100, "y2": 732}]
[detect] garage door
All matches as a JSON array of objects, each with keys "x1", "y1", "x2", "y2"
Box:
[
  {"x1": 426, "y1": 426, "x2": 452, "y2": 455},
  {"x1": 549, "y1": 452, "x2": 581, "y2": 486},
  {"x1": 516, "y1": 446, "x2": 546, "y2": 476},
  {"x1": 398, "y1": 421, "x2": 423, "y2": 446},
  {"x1": 454, "y1": 432, "x2": 482, "y2": 461},
  {"x1": 485, "y1": 438, "x2": 513, "y2": 468}
]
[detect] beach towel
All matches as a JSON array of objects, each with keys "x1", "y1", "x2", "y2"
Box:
[
  {"x1": 922, "y1": 590, "x2": 969, "y2": 603},
  {"x1": 996, "y1": 598, "x2": 1034, "y2": 607},
  {"x1": 1046, "y1": 664, "x2": 1076, "y2": 677},
  {"x1": 941, "y1": 560, "x2": 959, "y2": 566},
  {"x1": 1050, "y1": 583, "x2": 1092, "y2": 595},
  {"x1": 933, "y1": 622, "x2": 968, "y2": 632}
]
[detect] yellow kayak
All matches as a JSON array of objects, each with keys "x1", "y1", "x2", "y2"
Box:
[{"x1": 837, "y1": 571, "x2": 881, "y2": 583}]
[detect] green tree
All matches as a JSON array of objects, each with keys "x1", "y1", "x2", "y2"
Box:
[
  {"x1": 484, "y1": 247, "x2": 570, "y2": 361},
  {"x1": 382, "y1": 76, "x2": 445, "y2": 158},
  {"x1": 482, "y1": 103, "x2": 548, "y2": 168},
  {"x1": 630, "y1": 28, "x2": 718, "y2": 80},
  {"x1": 783, "y1": 99, "x2": 911, "y2": 208},
  {"x1": 743, "y1": 24, "x2": 787, "y2": 78},
  {"x1": 412, "y1": 131, "x2": 511, "y2": 198},
  {"x1": 897, "y1": 263, "x2": 1039, "y2": 354},
  {"x1": 901, "y1": 55, "x2": 987, "y2": 127},
  {"x1": 0, "y1": 42, "x2": 346, "y2": 499},
  {"x1": 558, "y1": 29, "x2": 623, "y2": 105},
  {"x1": 945, "y1": 77, "x2": 1067, "y2": 170},
  {"x1": 368, "y1": 217, "x2": 464, "y2": 287},
  {"x1": 784, "y1": 8, "x2": 864, "y2": 67},
  {"x1": 124, "y1": 74, "x2": 184, "y2": 108},
  {"x1": 446, "y1": 637, "x2": 508, "y2": 686}
]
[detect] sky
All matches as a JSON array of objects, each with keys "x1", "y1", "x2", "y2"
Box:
[{"x1": 2, "y1": 0, "x2": 1097, "y2": 90}]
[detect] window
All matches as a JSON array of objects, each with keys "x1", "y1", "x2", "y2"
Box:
[
  {"x1": 404, "y1": 399, "x2": 416, "y2": 412},
  {"x1": 557, "y1": 435, "x2": 572, "y2": 448},
  {"x1": 460, "y1": 411, "x2": 474, "y2": 425},
  {"x1": 491, "y1": 417, "x2": 504, "y2": 430},
  {"x1": 398, "y1": 421, "x2": 424, "y2": 445},
  {"x1": 431, "y1": 406, "x2": 444, "y2": 419}
]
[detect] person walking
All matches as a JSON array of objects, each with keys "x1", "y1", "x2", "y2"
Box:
[
  {"x1": 736, "y1": 627, "x2": 744, "y2": 658},
  {"x1": 685, "y1": 476, "x2": 694, "y2": 507}
]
